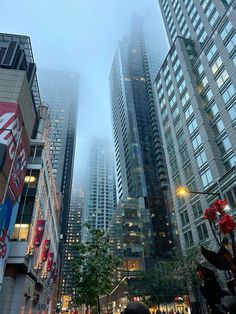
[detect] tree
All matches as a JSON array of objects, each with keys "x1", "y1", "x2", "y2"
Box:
[
  {"x1": 136, "y1": 261, "x2": 187, "y2": 308},
  {"x1": 72, "y1": 227, "x2": 118, "y2": 314},
  {"x1": 170, "y1": 246, "x2": 203, "y2": 314}
]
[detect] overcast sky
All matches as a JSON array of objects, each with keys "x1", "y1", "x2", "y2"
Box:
[{"x1": 0, "y1": 0, "x2": 168, "y2": 183}]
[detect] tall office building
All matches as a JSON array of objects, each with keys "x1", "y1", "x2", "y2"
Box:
[
  {"x1": 38, "y1": 70, "x2": 79, "y2": 237},
  {"x1": 61, "y1": 186, "x2": 84, "y2": 310},
  {"x1": 82, "y1": 138, "x2": 116, "y2": 242},
  {"x1": 154, "y1": 0, "x2": 236, "y2": 250},
  {"x1": 109, "y1": 19, "x2": 174, "y2": 269}
]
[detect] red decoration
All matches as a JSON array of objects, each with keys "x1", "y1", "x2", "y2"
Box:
[
  {"x1": 41, "y1": 239, "x2": 51, "y2": 261},
  {"x1": 219, "y1": 215, "x2": 236, "y2": 235},
  {"x1": 46, "y1": 251, "x2": 54, "y2": 271},
  {"x1": 203, "y1": 199, "x2": 228, "y2": 221},
  {"x1": 214, "y1": 199, "x2": 227, "y2": 215},
  {"x1": 34, "y1": 219, "x2": 45, "y2": 246},
  {"x1": 203, "y1": 206, "x2": 217, "y2": 221}
]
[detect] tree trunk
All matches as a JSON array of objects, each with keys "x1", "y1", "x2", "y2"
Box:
[{"x1": 97, "y1": 295, "x2": 101, "y2": 314}]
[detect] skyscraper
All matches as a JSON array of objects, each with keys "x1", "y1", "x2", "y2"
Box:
[
  {"x1": 38, "y1": 70, "x2": 79, "y2": 237},
  {"x1": 38, "y1": 70, "x2": 79, "y2": 305},
  {"x1": 62, "y1": 186, "x2": 84, "y2": 309},
  {"x1": 82, "y1": 138, "x2": 116, "y2": 242},
  {"x1": 155, "y1": 0, "x2": 236, "y2": 250},
  {"x1": 109, "y1": 19, "x2": 174, "y2": 269}
]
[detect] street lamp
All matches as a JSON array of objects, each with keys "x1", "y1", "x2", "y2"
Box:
[{"x1": 176, "y1": 185, "x2": 221, "y2": 198}]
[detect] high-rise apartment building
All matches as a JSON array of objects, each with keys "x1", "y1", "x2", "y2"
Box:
[
  {"x1": 38, "y1": 69, "x2": 79, "y2": 237},
  {"x1": 82, "y1": 138, "x2": 116, "y2": 242},
  {"x1": 155, "y1": 0, "x2": 236, "y2": 250},
  {"x1": 109, "y1": 19, "x2": 174, "y2": 269},
  {"x1": 62, "y1": 186, "x2": 84, "y2": 310}
]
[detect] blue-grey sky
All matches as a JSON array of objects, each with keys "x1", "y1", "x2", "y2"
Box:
[{"x1": 0, "y1": 0, "x2": 168, "y2": 181}]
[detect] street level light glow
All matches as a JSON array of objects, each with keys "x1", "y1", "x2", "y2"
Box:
[{"x1": 176, "y1": 185, "x2": 189, "y2": 197}]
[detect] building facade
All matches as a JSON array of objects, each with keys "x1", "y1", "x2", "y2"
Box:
[
  {"x1": 82, "y1": 138, "x2": 116, "y2": 242},
  {"x1": 61, "y1": 186, "x2": 84, "y2": 310},
  {"x1": 0, "y1": 33, "x2": 38, "y2": 291},
  {"x1": 108, "y1": 197, "x2": 153, "y2": 279},
  {"x1": 38, "y1": 69, "x2": 79, "y2": 237},
  {"x1": 154, "y1": 0, "x2": 236, "y2": 250},
  {"x1": 109, "y1": 19, "x2": 174, "y2": 269},
  {"x1": 0, "y1": 101, "x2": 60, "y2": 313}
]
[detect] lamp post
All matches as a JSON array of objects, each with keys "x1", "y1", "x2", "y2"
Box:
[{"x1": 176, "y1": 185, "x2": 221, "y2": 199}]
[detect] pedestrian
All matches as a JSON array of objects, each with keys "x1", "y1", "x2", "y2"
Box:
[
  {"x1": 124, "y1": 301, "x2": 151, "y2": 314},
  {"x1": 156, "y1": 309, "x2": 161, "y2": 314}
]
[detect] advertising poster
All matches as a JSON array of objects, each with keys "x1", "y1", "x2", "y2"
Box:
[{"x1": 0, "y1": 102, "x2": 30, "y2": 285}]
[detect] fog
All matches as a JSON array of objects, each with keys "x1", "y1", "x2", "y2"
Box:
[{"x1": 0, "y1": 0, "x2": 168, "y2": 185}]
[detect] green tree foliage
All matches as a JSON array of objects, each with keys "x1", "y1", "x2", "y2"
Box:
[
  {"x1": 72, "y1": 227, "x2": 118, "y2": 314},
  {"x1": 136, "y1": 261, "x2": 187, "y2": 306},
  {"x1": 170, "y1": 246, "x2": 202, "y2": 301}
]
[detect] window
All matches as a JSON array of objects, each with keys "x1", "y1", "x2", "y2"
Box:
[
  {"x1": 196, "y1": 63, "x2": 204, "y2": 76},
  {"x1": 171, "y1": 159, "x2": 178, "y2": 174},
  {"x1": 192, "y1": 201, "x2": 203, "y2": 218},
  {"x1": 216, "y1": 69, "x2": 229, "y2": 88},
  {"x1": 184, "y1": 230, "x2": 194, "y2": 248},
  {"x1": 181, "y1": 91, "x2": 190, "y2": 107},
  {"x1": 207, "y1": 103, "x2": 219, "y2": 121},
  {"x1": 227, "y1": 33, "x2": 236, "y2": 53},
  {"x1": 184, "y1": 164, "x2": 193, "y2": 179},
  {"x1": 177, "y1": 132, "x2": 185, "y2": 147},
  {"x1": 169, "y1": 95, "x2": 177, "y2": 108},
  {"x1": 172, "y1": 106, "x2": 179, "y2": 120},
  {"x1": 218, "y1": 137, "x2": 232, "y2": 155},
  {"x1": 192, "y1": 134, "x2": 202, "y2": 150},
  {"x1": 197, "y1": 223, "x2": 208, "y2": 241},
  {"x1": 201, "y1": 169, "x2": 213, "y2": 187},
  {"x1": 212, "y1": 119, "x2": 225, "y2": 136},
  {"x1": 12, "y1": 224, "x2": 30, "y2": 241},
  {"x1": 178, "y1": 80, "x2": 187, "y2": 94},
  {"x1": 220, "y1": 21, "x2": 233, "y2": 40},
  {"x1": 180, "y1": 147, "x2": 189, "y2": 163},
  {"x1": 211, "y1": 56, "x2": 222, "y2": 74},
  {"x1": 180, "y1": 210, "x2": 190, "y2": 226},
  {"x1": 196, "y1": 151, "x2": 207, "y2": 168},
  {"x1": 188, "y1": 118, "x2": 198, "y2": 135},
  {"x1": 222, "y1": 84, "x2": 236, "y2": 103},
  {"x1": 198, "y1": 76, "x2": 208, "y2": 92},
  {"x1": 184, "y1": 104, "x2": 193, "y2": 120},
  {"x1": 203, "y1": 89, "x2": 214, "y2": 104},
  {"x1": 229, "y1": 103, "x2": 236, "y2": 121},
  {"x1": 206, "y1": 44, "x2": 217, "y2": 61}
]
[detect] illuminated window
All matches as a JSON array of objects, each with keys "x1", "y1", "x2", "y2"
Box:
[
  {"x1": 211, "y1": 57, "x2": 222, "y2": 74},
  {"x1": 12, "y1": 224, "x2": 30, "y2": 241}
]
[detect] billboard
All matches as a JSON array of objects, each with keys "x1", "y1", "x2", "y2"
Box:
[{"x1": 0, "y1": 102, "x2": 30, "y2": 284}]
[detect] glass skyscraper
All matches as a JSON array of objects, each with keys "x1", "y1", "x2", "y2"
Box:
[{"x1": 109, "y1": 18, "x2": 174, "y2": 269}]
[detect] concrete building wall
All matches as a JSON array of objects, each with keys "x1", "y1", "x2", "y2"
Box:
[{"x1": 0, "y1": 68, "x2": 36, "y2": 138}]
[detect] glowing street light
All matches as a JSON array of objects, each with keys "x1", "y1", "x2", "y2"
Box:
[{"x1": 176, "y1": 185, "x2": 221, "y2": 198}]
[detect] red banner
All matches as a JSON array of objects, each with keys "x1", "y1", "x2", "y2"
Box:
[
  {"x1": 0, "y1": 102, "x2": 29, "y2": 204},
  {"x1": 34, "y1": 219, "x2": 45, "y2": 247},
  {"x1": 46, "y1": 252, "x2": 54, "y2": 271},
  {"x1": 41, "y1": 239, "x2": 51, "y2": 261}
]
